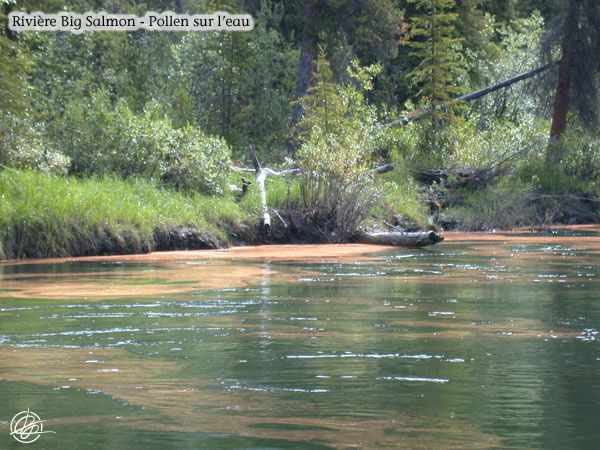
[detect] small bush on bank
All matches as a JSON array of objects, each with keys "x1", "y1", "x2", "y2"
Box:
[
  {"x1": 375, "y1": 167, "x2": 429, "y2": 228},
  {"x1": 0, "y1": 114, "x2": 70, "y2": 174},
  {"x1": 560, "y1": 125, "x2": 600, "y2": 186},
  {"x1": 444, "y1": 178, "x2": 536, "y2": 230},
  {"x1": 295, "y1": 57, "x2": 384, "y2": 241}
]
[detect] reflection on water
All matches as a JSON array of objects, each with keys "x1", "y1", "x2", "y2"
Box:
[{"x1": 1, "y1": 228, "x2": 599, "y2": 448}]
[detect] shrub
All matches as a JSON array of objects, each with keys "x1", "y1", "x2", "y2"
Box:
[
  {"x1": 560, "y1": 124, "x2": 600, "y2": 185},
  {"x1": 0, "y1": 114, "x2": 70, "y2": 174},
  {"x1": 56, "y1": 92, "x2": 231, "y2": 194},
  {"x1": 444, "y1": 178, "x2": 537, "y2": 230},
  {"x1": 295, "y1": 57, "x2": 383, "y2": 241}
]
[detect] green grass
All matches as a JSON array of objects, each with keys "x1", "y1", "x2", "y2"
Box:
[
  {"x1": 376, "y1": 168, "x2": 429, "y2": 227},
  {"x1": 0, "y1": 168, "x2": 433, "y2": 259},
  {"x1": 444, "y1": 179, "x2": 536, "y2": 230},
  {"x1": 237, "y1": 176, "x2": 303, "y2": 214},
  {"x1": 0, "y1": 169, "x2": 249, "y2": 259}
]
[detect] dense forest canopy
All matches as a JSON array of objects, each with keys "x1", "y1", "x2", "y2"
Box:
[
  {"x1": 1, "y1": 0, "x2": 600, "y2": 258},
  {"x1": 1, "y1": 0, "x2": 596, "y2": 161}
]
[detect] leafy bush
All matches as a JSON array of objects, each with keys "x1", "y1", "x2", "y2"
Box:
[
  {"x1": 384, "y1": 100, "x2": 551, "y2": 170},
  {"x1": 0, "y1": 114, "x2": 70, "y2": 174},
  {"x1": 56, "y1": 92, "x2": 231, "y2": 194},
  {"x1": 296, "y1": 57, "x2": 383, "y2": 240},
  {"x1": 468, "y1": 13, "x2": 545, "y2": 124},
  {"x1": 0, "y1": 36, "x2": 69, "y2": 174},
  {"x1": 445, "y1": 178, "x2": 537, "y2": 230},
  {"x1": 375, "y1": 168, "x2": 429, "y2": 227},
  {"x1": 560, "y1": 125, "x2": 600, "y2": 185}
]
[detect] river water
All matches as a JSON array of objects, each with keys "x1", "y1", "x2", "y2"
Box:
[{"x1": 1, "y1": 228, "x2": 599, "y2": 449}]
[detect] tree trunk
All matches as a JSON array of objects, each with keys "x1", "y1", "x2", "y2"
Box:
[
  {"x1": 358, "y1": 231, "x2": 444, "y2": 247},
  {"x1": 547, "y1": 0, "x2": 581, "y2": 164},
  {"x1": 4, "y1": 3, "x2": 17, "y2": 41},
  {"x1": 287, "y1": 2, "x2": 318, "y2": 155},
  {"x1": 383, "y1": 63, "x2": 553, "y2": 128}
]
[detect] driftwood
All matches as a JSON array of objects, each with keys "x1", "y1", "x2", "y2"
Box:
[
  {"x1": 232, "y1": 148, "x2": 445, "y2": 246},
  {"x1": 412, "y1": 167, "x2": 498, "y2": 188},
  {"x1": 358, "y1": 231, "x2": 444, "y2": 247},
  {"x1": 374, "y1": 164, "x2": 500, "y2": 189},
  {"x1": 250, "y1": 145, "x2": 271, "y2": 228},
  {"x1": 231, "y1": 147, "x2": 302, "y2": 229}
]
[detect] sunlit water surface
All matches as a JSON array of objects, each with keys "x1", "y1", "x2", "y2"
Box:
[{"x1": 1, "y1": 229, "x2": 599, "y2": 449}]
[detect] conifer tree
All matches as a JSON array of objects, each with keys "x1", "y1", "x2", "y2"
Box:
[{"x1": 406, "y1": 0, "x2": 467, "y2": 118}]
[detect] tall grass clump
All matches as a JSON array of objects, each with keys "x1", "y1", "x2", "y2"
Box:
[{"x1": 0, "y1": 170, "x2": 246, "y2": 259}]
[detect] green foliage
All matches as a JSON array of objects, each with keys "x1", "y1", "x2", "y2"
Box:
[
  {"x1": 0, "y1": 35, "x2": 30, "y2": 114},
  {"x1": 56, "y1": 92, "x2": 231, "y2": 194},
  {"x1": 445, "y1": 178, "x2": 536, "y2": 230},
  {"x1": 298, "y1": 58, "x2": 380, "y2": 175},
  {"x1": 442, "y1": 116, "x2": 548, "y2": 168},
  {"x1": 0, "y1": 169, "x2": 246, "y2": 259},
  {"x1": 518, "y1": 161, "x2": 588, "y2": 195},
  {"x1": 514, "y1": 122, "x2": 600, "y2": 195},
  {"x1": 0, "y1": 35, "x2": 70, "y2": 173},
  {"x1": 456, "y1": 0, "x2": 499, "y2": 84},
  {"x1": 470, "y1": 13, "x2": 545, "y2": 124},
  {"x1": 374, "y1": 168, "x2": 429, "y2": 227},
  {"x1": 0, "y1": 114, "x2": 70, "y2": 173},
  {"x1": 238, "y1": 175, "x2": 303, "y2": 220},
  {"x1": 296, "y1": 56, "x2": 383, "y2": 240},
  {"x1": 174, "y1": 1, "x2": 297, "y2": 155},
  {"x1": 560, "y1": 125, "x2": 600, "y2": 184},
  {"x1": 406, "y1": 0, "x2": 467, "y2": 112}
]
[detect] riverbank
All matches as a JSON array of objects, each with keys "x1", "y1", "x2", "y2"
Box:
[
  {"x1": 2, "y1": 169, "x2": 599, "y2": 261},
  {"x1": 0, "y1": 170, "x2": 251, "y2": 260},
  {"x1": 0, "y1": 169, "x2": 430, "y2": 260}
]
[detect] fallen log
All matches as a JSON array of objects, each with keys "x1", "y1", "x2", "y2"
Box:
[
  {"x1": 358, "y1": 231, "x2": 444, "y2": 247},
  {"x1": 412, "y1": 167, "x2": 498, "y2": 188}
]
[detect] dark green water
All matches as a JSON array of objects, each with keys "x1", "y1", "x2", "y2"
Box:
[{"x1": 1, "y1": 231, "x2": 599, "y2": 449}]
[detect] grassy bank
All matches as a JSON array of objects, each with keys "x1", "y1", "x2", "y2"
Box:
[
  {"x1": 0, "y1": 170, "x2": 251, "y2": 259},
  {"x1": 0, "y1": 168, "x2": 431, "y2": 260}
]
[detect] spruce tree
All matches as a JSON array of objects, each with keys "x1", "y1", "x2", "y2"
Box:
[{"x1": 406, "y1": 0, "x2": 467, "y2": 120}]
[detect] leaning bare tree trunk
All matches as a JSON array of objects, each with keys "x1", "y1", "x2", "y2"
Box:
[
  {"x1": 547, "y1": 0, "x2": 581, "y2": 165},
  {"x1": 383, "y1": 63, "x2": 554, "y2": 128},
  {"x1": 287, "y1": 2, "x2": 318, "y2": 155},
  {"x1": 358, "y1": 231, "x2": 444, "y2": 247},
  {"x1": 250, "y1": 145, "x2": 271, "y2": 228}
]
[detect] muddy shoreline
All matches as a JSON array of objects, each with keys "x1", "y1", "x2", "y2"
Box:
[{"x1": 2, "y1": 224, "x2": 599, "y2": 263}]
